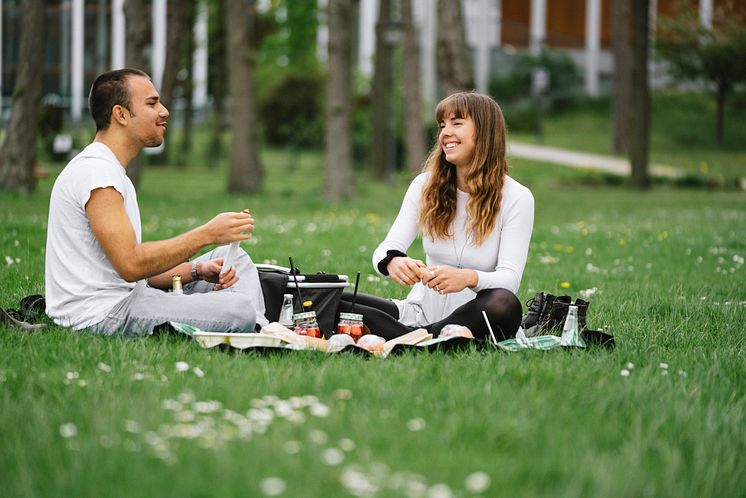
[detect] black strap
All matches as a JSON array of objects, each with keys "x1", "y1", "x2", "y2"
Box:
[{"x1": 376, "y1": 249, "x2": 407, "y2": 276}]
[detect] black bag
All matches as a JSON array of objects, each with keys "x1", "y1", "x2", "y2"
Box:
[{"x1": 257, "y1": 265, "x2": 349, "y2": 336}]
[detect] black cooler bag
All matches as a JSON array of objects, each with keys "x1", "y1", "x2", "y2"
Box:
[{"x1": 257, "y1": 264, "x2": 349, "y2": 336}]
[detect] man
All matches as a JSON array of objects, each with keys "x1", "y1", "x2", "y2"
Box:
[{"x1": 45, "y1": 68, "x2": 267, "y2": 336}]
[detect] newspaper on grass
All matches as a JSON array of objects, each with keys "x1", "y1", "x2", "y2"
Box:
[{"x1": 170, "y1": 321, "x2": 477, "y2": 357}]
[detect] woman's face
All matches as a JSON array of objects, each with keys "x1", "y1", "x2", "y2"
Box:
[{"x1": 439, "y1": 112, "x2": 476, "y2": 168}]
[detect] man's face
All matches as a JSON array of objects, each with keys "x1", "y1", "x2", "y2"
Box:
[{"x1": 124, "y1": 75, "x2": 169, "y2": 148}]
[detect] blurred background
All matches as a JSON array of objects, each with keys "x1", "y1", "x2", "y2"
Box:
[{"x1": 0, "y1": 0, "x2": 744, "y2": 195}]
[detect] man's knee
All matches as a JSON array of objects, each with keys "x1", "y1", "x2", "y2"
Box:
[{"x1": 221, "y1": 294, "x2": 257, "y2": 332}]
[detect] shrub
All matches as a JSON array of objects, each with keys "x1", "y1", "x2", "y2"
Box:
[
  {"x1": 489, "y1": 49, "x2": 583, "y2": 111},
  {"x1": 259, "y1": 70, "x2": 324, "y2": 149}
]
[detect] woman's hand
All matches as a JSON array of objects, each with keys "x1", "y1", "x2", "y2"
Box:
[
  {"x1": 387, "y1": 256, "x2": 426, "y2": 286},
  {"x1": 422, "y1": 265, "x2": 478, "y2": 294}
]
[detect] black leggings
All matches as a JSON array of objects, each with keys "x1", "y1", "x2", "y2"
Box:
[{"x1": 337, "y1": 288, "x2": 522, "y2": 341}]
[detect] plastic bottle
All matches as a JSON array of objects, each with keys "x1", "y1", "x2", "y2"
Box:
[
  {"x1": 279, "y1": 294, "x2": 294, "y2": 327},
  {"x1": 559, "y1": 305, "x2": 585, "y2": 347}
]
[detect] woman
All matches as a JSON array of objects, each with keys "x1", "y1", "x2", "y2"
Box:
[{"x1": 339, "y1": 92, "x2": 534, "y2": 341}]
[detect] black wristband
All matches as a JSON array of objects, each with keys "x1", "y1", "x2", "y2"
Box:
[{"x1": 377, "y1": 249, "x2": 408, "y2": 276}]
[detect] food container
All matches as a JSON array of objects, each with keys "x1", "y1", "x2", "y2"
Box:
[
  {"x1": 336, "y1": 312, "x2": 365, "y2": 342},
  {"x1": 293, "y1": 311, "x2": 322, "y2": 339}
]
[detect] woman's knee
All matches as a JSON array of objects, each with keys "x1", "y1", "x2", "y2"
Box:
[{"x1": 478, "y1": 288, "x2": 521, "y2": 313}]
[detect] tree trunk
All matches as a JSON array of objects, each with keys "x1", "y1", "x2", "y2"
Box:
[
  {"x1": 208, "y1": 0, "x2": 228, "y2": 166},
  {"x1": 124, "y1": 0, "x2": 151, "y2": 188},
  {"x1": 155, "y1": 0, "x2": 190, "y2": 165},
  {"x1": 178, "y1": 3, "x2": 197, "y2": 166},
  {"x1": 715, "y1": 81, "x2": 726, "y2": 144},
  {"x1": 369, "y1": 0, "x2": 395, "y2": 181},
  {"x1": 0, "y1": 0, "x2": 45, "y2": 193},
  {"x1": 627, "y1": 0, "x2": 651, "y2": 187},
  {"x1": 225, "y1": 0, "x2": 263, "y2": 192},
  {"x1": 159, "y1": 0, "x2": 189, "y2": 114},
  {"x1": 401, "y1": 0, "x2": 426, "y2": 173},
  {"x1": 611, "y1": 0, "x2": 629, "y2": 155},
  {"x1": 436, "y1": 0, "x2": 474, "y2": 96},
  {"x1": 324, "y1": 0, "x2": 355, "y2": 199}
]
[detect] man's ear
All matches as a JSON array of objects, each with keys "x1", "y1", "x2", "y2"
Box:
[{"x1": 112, "y1": 105, "x2": 129, "y2": 126}]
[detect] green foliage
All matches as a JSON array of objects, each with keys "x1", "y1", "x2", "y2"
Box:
[
  {"x1": 259, "y1": 70, "x2": 325, "y2": 148},
  {"x1": 257, "y1": 0, "x2": 321, "y2": 90},
  {"x1": 657, "y1": 2, "x2": 746, "y2": 142},
  {"x1": 489, "y1": 49, "x2": 582, "y2": 133},
  {"x1": 490, "y1": 50, "x2": 581, "y2": 103},
  {"x1": 657, "y1": 3, "x2": 746, "y2": 91}
]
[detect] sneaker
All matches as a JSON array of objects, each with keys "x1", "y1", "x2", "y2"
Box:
[{"x1": 1, "y1": 306, "x2": 46, "y2": 332}]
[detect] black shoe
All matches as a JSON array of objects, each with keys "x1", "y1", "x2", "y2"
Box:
[
  {"x1": 1, "y1": 306, "x2": 46, "y2": 332},
  {"x1": 540, "y1": 295, "x2": 572, "y2": 335},
  {"x1": 521, "y1": 292, "x2": 550, "y2": 330},
  {"x1": 574, "y1": 298, "x2": 589, "y2": 331}
]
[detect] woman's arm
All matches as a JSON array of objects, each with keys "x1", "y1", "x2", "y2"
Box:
[{"x1": 371, "y1": 174, "x2": 429, "y2": 277}]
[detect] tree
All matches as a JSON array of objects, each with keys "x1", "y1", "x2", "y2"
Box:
[
  {"x1": 657, "y1": 2, "x2": 746, "y2": 144},
  {"x1": 0, "y1": 0, "x2": 45, "y2": 193},
  {"x1": 207, "y1": 0, "x2": 228, "y2": 165},
  {"x1": 369, "y1": 0, "x2": 395, "y2": 181},
  {"x1": 156, "y1": 0, "x2": 191, "y2": 165},
  {"x1": 627, "y1": 0, "x2": 651, "y2": 187},
  {"x1": 124, "y1": 0, "x2": 151, "y2": 188},
  {"x1": 324, "y1": 0, "x2": 355, "y2": 199},
  {"x1": 436, "y1": 0, "x2": 474, "y2": 96},
  {"x1": 225, "y1": 0, "x2": 263, "y2": 192},
  {"x1": 177, "y1": 3, "x2": 197, "y2": 165},
  {"x1": 159, "y1": 1, "x2": 190, "y2": 121},
  {"x1": 611, "y1": 0, "x2": 630, "y2": 154},
  {"x1": 401, "y1": 0, "x2": 426, "y2": 173}
]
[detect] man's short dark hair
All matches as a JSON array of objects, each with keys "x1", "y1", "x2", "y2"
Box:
[{"x1": 88, "y1": 68, "x2": 150, "y2": 131}]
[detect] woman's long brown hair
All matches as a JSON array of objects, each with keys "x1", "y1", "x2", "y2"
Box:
[{"x1": 418, "y1": 92, "x2": 509, "y2": 245}]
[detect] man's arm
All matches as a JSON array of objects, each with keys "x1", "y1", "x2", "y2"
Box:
[
  {"x1": 86, "y1": 187, "x2": 254, "y2": 282},
  {"x1": 146, "y1": 259, "x2": 239, "y2": 291}
]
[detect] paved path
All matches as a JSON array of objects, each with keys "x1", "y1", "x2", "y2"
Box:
[{"x1": 508, "y1": 141, "x2": 682, "y2": 178}]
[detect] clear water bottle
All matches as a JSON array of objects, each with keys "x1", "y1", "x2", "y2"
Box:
[
  {"x1": 560, "y1": 305, "x2": 585, "y2": 347},
  {"x1": 279, "y1": 294, "x2": 294, "y2": 327}
]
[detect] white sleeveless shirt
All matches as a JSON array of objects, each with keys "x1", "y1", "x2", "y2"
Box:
[{"x1": 45, "y1": 142, "x2": 142, "y2": 329}]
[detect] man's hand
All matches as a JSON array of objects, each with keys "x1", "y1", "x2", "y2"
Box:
[
  {"x1": 197, "y1": 259, "x2": 239, "y2": 290},
  {"x1": 203, "y1": 210, "x2": 254, "y2": 246}
]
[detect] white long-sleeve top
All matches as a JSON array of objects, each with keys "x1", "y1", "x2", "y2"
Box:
[{"x1": 372, "y1": 172, "x2": 534, "y2": 327}]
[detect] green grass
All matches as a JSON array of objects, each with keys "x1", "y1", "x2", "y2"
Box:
[
  {"x1": 1, "y1": 149, "x2": 745, "y2": 497},
  {"x1": 511, "y1": 90, "x2": 746, "y2": 180}
]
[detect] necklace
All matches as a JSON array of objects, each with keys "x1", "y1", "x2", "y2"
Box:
[{"x1": 452, "y1": 234, "x2": 469, "y2": 269}]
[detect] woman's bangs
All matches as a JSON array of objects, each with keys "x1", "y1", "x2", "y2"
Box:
[{"x1": 435, "y1": 93, "x2": 470, "y2": 123}]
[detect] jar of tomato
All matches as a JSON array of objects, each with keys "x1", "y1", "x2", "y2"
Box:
[{"x1": 337, "y1": 312, "x2": 365, "y2": 343}]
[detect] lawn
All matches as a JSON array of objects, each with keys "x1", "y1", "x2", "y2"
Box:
[
  {"x1": 1, "y1": 147, "x2": 744, "y2": 497},
  {"x1": 510, "y1": 90, "x2": 746, "y2": 180}
]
